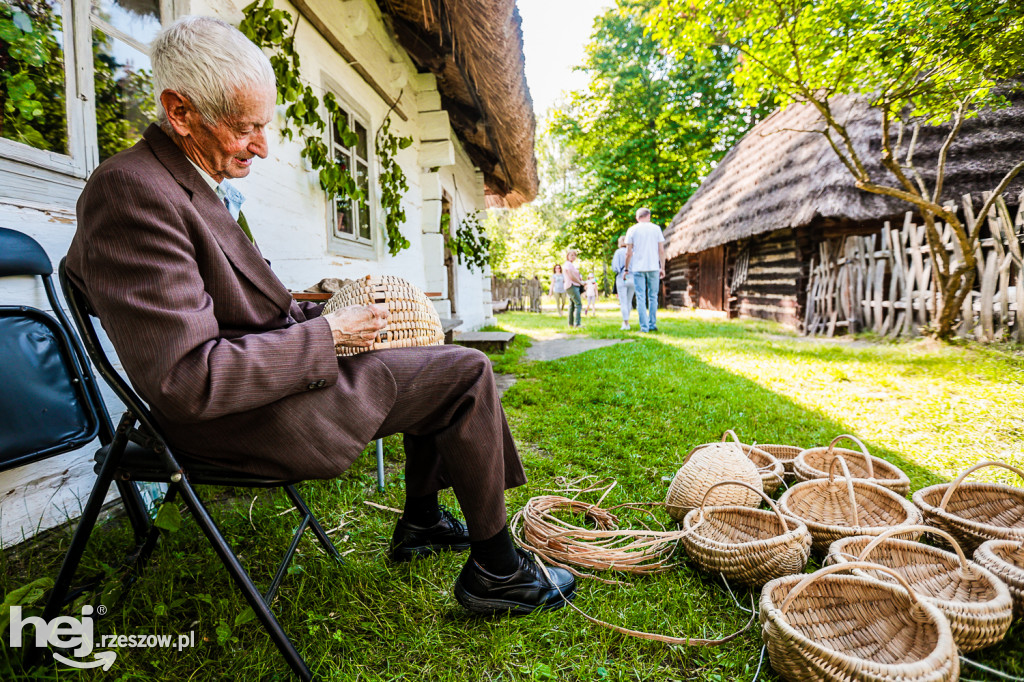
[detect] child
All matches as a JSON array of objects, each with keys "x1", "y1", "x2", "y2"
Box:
[{"x1": 584, "y1": 275, "x2": 598, "y2": 317}]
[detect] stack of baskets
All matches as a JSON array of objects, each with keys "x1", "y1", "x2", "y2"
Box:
[
  {"x1": 322, "y1": 274, "x2": 444, "y2": 356},
  {"x1": 778, "y1": 456, "x2": 922, "y2": 553},
  {"x1": 826, "y1": 525, "x2": 1013, "y2": 651}
]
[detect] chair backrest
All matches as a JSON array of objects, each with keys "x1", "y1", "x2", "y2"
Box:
[
  {"x1": 0, "y1": 228, "x2": 111, "y2": 471},
  {"x1": 57, "y1": 259, "x2": 166, "y2": 441}
]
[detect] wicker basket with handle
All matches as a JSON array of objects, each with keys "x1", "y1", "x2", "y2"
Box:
[
  {"x1": 778, "y1": 456, "x2": 923, "y2": 554},
  {"x1": 760, "y1": 561, "x2": 959, "y2": 682},
  {"x1": 757, "y1": 444, "x2": 804, "y2": 483},
  {"x1": 665, "y1": 440, "x2": 762, "y2": 522},
  {"x1": 681, "y1": 481, "x2": 811, "y2": 586},
  {"x1": 322, "y1": 275, "x2": 444, "y2": 356},
  {"x1": 685, "y1": 431, "x2": 785, "y2": 497},
  {"x1": 794, "y1": 434, "x2": 911, "y2": 496},
  {"x1": 826, "y1": 525, "x2": 1013, "y2": 652},
  {"x1": 974, "y1": 539, "x2": 1024, "y2": 617},
  {"x1": 912, "y1": 460, "x2": 1024, "y2": 554}
]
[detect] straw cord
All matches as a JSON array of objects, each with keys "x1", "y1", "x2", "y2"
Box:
[{"x1": 959, "y1": 656, "x2": 1024, "y2": 682}]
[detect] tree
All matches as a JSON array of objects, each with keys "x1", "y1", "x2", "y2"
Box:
[
  {"x1": 652, "y1": 0, "x2": 1024, "y2": 338},
  {"x1": 548, "y1": 0, "x2": 772, "y2": 261}
]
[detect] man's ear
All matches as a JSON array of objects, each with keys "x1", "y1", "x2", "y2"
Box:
[{"x1": 160, "y1": 89, "x2": 193, "y2": 138}]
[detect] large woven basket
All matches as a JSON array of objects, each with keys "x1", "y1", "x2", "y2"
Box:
[
  {"x1": 665, "y1": 440, "x2": 762, "y2": 522},
  {"x1": 913, "y1": 460, "x2": 1024, "y2": 554},
  {"x1": 758, "y1": 444, "x2": 804, "y2": 482},
  {"x1": 974, "y1": 539, "x2": 1024, "y2": 617},
  {"x1": 760, "y1": 562, "x2": 959, "y2": 682},
  {"x1": 826, "y1": 525, "x2": 1013, "y2": 652},
  {"x1": 322, "y1": 275, "x2": 444, "y2": 356},
  {"x1": 681, "y1": 481, "x2": 811, "y2": 586},
  {"x1": 778, "y1": 456, "x2": 923, "y2": 553},
  {"x1": 794, "y1": 434, "x2": 911, "y2": 496},
  {"x1": 687, "y1": 431, "x2": 785, "y2": 497}
]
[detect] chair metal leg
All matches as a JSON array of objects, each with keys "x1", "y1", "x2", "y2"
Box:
[
  {"x1": 375, "y1": 438, "x2": 385, "y2": 492},
  {"x1": 282, "y1": 485, "x2": 342, "y2": 561},
  {"x1": 125, "y1": 485, "x2": 177, "y2": 579},
  {"x1": 174, "y1": 478, "x2": 314, "y2": 681},
  {"x1": 115, "y1": 479, "x2": 152, "y2": 543},
  {"x1": 28, "y1": 414, "x2": 136, "y2": 667},
  {"x1": 265, "y1": 514, "x2": 310, "y2": 604}
]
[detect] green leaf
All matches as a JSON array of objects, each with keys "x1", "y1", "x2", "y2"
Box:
[
  {"x1": 234, "y1": 606, "x2": 256, "y2": 627},
  {"x1": 215, "y1": 621, "x2": 232, "y2": 646},
  {"x1": 154, "y1": 501, "x2": 183, "y2": 532}
]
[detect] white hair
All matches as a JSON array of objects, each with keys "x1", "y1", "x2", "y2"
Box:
[
  {"x1": 636, "y1": 207, "x2": 651, "y2": 220},
  {"x1": 152, "y1": 15, "x2": 275, "y2": 127}
]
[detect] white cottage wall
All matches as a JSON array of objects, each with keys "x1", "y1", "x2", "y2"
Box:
[{"x1": 0, "y1": 0, "x2": 496, "y2": 546}]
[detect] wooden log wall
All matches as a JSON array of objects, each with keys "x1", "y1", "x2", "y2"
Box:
[
  {"x1": 729, "y1": 228, "x2": 803, "y2": 326},
  {"x1": 665, "y1": 256, "x2": 691, "y2": 308},
  {"x1": 490, "y1": 276, "x2": 528, "y2": 311},
  {"x1": 804, "y1": 194, "x2": 1023, "y2": 342}
]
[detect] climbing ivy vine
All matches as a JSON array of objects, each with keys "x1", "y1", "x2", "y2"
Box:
[
  {"x1": 442, "y1": 210, "x2": 491, "y2": 273},
  {"x1": 239, "y1": 0, "x2": 412, "y2": 255}
]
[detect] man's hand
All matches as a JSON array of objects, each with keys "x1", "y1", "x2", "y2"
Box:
[{"x1": 324, "y1": 304, "x2": 388, "y2": 352}]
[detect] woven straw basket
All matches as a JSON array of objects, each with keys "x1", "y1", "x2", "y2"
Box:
[
  {"x1": 757, "y1": 444, "x2": 804, "y2": 482},
  {"x1": 760, "y1": 562, "x2": 959, "y2": 682},
  {"x1": 974, "y1": 539, "x2": 1024, "y2": 617},
  {"x1": 778, "y1": 456, "x2": 923, "y2": 553},
  {"x1": 794, "y1": 434, "x2": 911, "y2": 496},
  {"x1": 826, "y1": 525, "x2": 1013, "y2": 652},
  {"x1": 665, "y1": 441, "x2": 762, "y2": 522},
  {"x1": 322, "y1": 275, "x2": 444, "y2": 356},
  {"x1": 686, "y1": 431, "x2": 785, "y2": 497},
  {"x1": 913, "y1": 460, "x2": 1024, "y2": 554},
  {"x1": 681, "y1": 481, "x2": 811, "y2": 586}
]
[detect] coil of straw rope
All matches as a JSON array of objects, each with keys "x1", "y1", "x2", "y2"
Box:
[
  {"x1": 511, "y1": 479, "x2": 757, "y2": 646},
  {"x1": 322, "y1": 274, "x2": 444, "y2": 356}
]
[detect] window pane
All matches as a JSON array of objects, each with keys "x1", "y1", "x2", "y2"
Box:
[
  {"x1": 355, "y1": 120, "x2": 367, "y2": 161},
  {"x1": 335, "y1": 199, "x2": 354, "y2": 237},
  {"x1": 0, "y1": 0, "x2": 68, "y2": 154},
  {"x1": 357, "y1": 160, "x2": 370, "y2": 240},
  {"x1": 91, "y1": 0, "x2": 160, "y2": 44},
  {"x1": 93, "y1": 30, "x2": 155, "y2": 161}
]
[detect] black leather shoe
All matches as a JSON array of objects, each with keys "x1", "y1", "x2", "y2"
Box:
[
  {"x1": 454, "y1": 548, "x2": 576, "y2": 615},
  {"x1": 389, "y1": 508, "x2": 470, "y2": 562}
]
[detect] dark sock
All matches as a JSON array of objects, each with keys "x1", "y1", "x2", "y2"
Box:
[
  {"x1": 402, "y1": 492, "x2": 441, "y2": 527},
  {"x1": 470, "y1": 525, "x2": 520, "y2": 576}
]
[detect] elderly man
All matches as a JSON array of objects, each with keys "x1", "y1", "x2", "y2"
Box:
[
  {"x1": 65, "y1": 16, "x2": 573, "y2": 616},
  {"x1": 624, "y1": 208, "x2": 665, "y2": 333}
]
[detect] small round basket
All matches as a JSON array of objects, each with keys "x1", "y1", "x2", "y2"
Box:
[
  {"x1": 757, "y1": 444, "x2": 804, "y2": 482},
  {"x1": 826, "y1": 525, "x2": 1013, "y2": 652},
  {"x1": 794, "y1": 434, "x2": 911, "y2": 496},
  {"x1": 974, "y1": 539, "x2": 1024, "y2": 618},
  {"x1": 760, "y1": 562, "x2": 959, "y2": 682},
  {"x1": 681, "y1": 481, "x2": 811, "y2": 586},
  {"x1": 665, "y1": 440, "x2": 762, "y2": 522},
  {"x1": 322, "y1": 275, "x2": 444, "y2": 356},
  {"x1": 913, "y1": 461, "x2": 1024, "y2": 554},
  {"x1": 778, "y1": 456, "x2": 923, "y2": 554}
]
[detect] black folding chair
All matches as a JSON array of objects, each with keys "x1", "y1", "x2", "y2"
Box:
[{"x1": 0, "y1": 228, "x2": 340, "y2": 680}]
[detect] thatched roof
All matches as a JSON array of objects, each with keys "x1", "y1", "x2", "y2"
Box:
[
  {"x1": 664, "y1": 94, "x2": 1024, "y2": 258},
  {"x1": 378, "y1": 0, "x2": 538, "y2": 207}
]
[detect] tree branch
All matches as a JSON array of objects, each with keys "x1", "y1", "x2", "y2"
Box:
[
  {"x1": 969, "y1": 158, "x2": 1024, "y2": 243},
  {"x1": 931, "y1": 98, "x2": 969, "y2": 204}
]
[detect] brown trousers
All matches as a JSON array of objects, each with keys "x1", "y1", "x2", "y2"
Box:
[{"x1": 369, "y1": 345, "x2": 526, "y2": 540}]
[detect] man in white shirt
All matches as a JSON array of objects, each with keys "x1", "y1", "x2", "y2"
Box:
[{"x1": 624, "y1": 208, "x2": 665, "y2": 333}]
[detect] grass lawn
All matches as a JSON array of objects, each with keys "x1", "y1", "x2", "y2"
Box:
[{"x1": 2, "y1": 305, "x2": 1022, "y2": 681}]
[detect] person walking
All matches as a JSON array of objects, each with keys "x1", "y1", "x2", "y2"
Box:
[
  {"x1": 611, "y1": 236, "x2": 635, "y2": 330},
  {"x1": 584, "y1": 275, "x2": 598, "y2": 317},
  {"x1": 562, "y1": 249, "x2": 584, "y2": 328},
  {"x1": 551, "y1": 264, "x2": 566, "y2": 316},
  {"x1": 624, "y1": 208, "x2": 665, "y2": 333}
]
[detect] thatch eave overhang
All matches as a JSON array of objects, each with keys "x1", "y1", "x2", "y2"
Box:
[{"x1": 377, "y1": 0, "x2": 538, "y2": 207}]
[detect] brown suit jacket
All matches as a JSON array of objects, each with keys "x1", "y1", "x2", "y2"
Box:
[{"x1": 66, "y1": 124, "x2": 398, "y2": 478}]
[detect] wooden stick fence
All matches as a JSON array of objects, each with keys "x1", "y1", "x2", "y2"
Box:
[
  {"x1": 491, "y1": 276, "x2": 529, "y2": 312},
  {"x1": 805, "y1": 193, "x2": 1024, "y2": 342}
]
